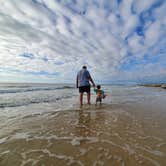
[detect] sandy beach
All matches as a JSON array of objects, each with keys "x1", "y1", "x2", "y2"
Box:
[{"x1": 0, "y1": 84, "x2": 166, "y2": 166}]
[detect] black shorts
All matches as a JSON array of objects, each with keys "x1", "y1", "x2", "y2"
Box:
[
  {"x1": 96, "y1": 96, "x2": 102, "y2": 102},
  {"x1": 79, "y1": 85, "x2": 90, "y2": 93}
]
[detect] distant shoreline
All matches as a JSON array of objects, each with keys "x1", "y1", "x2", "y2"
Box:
[
  {"x1": 0, "y1": 82, "x2": 166, "y2": 89},
  {"x1": 140, "y1": 83, "x2": 166, "y2": 89}
]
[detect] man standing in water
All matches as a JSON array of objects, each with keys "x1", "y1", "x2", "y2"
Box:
[{"x1": 76, "y1": 66, "x2": 95, "y2": 107}]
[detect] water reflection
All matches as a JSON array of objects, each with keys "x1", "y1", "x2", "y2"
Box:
[{"x1": 75, "y1": 110, "x2": 106, "y2": 138}]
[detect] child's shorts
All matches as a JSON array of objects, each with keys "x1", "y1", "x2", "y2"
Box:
[{"x1": 96, "y1": 96, "x2": 102, "y2": 102}]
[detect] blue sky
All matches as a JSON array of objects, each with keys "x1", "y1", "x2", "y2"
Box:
[{"x1": 0, "y1": 0, "x2": 165, "y2": 83}]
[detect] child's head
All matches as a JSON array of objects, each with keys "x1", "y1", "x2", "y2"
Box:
[
  {"x1": 82, "y1": 65, "x2": 87, "y2": 69},
  {"x1": 97, "y1": 85, "x2": 101, "y2": 89}
]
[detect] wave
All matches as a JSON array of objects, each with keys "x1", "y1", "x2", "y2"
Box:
[
  {"x1": 0, "y1": 95, "x2": 73, "y2": 108},
  {"x1": 0, "y1": 86, "x2": 74, "y2": 94}
]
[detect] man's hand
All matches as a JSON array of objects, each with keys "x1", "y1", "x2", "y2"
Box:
[{"x1": 76, "y1": 75, "x2": 78, "y2": 88}]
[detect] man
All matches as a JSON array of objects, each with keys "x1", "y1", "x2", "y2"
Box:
[{"x1": 76, "y1": 66, "x2": 95, "y2": 107}]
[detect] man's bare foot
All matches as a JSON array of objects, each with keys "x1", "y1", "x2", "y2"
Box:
[
  {"x1": 87, "y1": 102, "x2": 91, "y2": 105},
  {"x1": 80, "y1": 104, "x2": 83, "y2": 108}
]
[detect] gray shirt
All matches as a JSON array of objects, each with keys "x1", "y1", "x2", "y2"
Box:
[{"x1": 77, "y1": 69, "x2": 91, "y2": 87}]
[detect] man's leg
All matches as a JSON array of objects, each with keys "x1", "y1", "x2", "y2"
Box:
[
  {"x1": 87, "y1": 92, "x2": 91, "y2": 105},
  {"x1": 80, "y1": 93, "x2": 83, "y2": 107}
]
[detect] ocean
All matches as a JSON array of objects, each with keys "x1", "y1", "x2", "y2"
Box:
[
  {"x1": 0, "y1": 83, "x2": 166, "y2": 165},
  {"x1": 1, "y1": 83, "x2": 165, "y2": 108}
]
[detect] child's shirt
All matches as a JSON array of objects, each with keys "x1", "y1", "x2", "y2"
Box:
[{"x1": 94, "y1": 88, "x2": 104, "y2": 98}]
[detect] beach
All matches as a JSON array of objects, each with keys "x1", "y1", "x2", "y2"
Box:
[{"x1": 0, "y1": 84, "x2": 166, "y2": 166}]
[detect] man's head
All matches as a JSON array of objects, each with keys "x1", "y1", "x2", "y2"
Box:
[
  {"x1": 82, "y1": 65, "x2": 87, "y2": 69},
  {"x1": 97, "y1": 85, "x2": 101, "y2": 89}
]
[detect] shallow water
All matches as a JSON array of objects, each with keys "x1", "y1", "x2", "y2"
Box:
[{"x1": 0, "y1": 84, "x2": 166, "y2": 166}]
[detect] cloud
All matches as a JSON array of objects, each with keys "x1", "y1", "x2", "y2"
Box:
[{"x1": 0, "y1": 0, "x2": 165, "y2": 83}]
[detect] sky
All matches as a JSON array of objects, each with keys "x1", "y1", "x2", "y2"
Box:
[{"x1": 0, "y1": 0, "x2": 166, "y2": 84}]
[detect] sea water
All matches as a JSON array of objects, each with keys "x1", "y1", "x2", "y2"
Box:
[{"x1": 0, "y1": 83, "x2": 166, "y2": 165}]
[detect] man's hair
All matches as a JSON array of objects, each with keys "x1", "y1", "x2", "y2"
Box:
[
  {"x1": 82, "y1": 65, "x2": 87, "y2": 69},
  {"x1": 97, "y1": 85, "x2": 101, "y2": 89}
]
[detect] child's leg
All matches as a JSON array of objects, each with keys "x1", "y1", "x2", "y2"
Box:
[
  {"x1": 95, "y1": 97, "x2": 98, "y2": 105},
  {"x1": 99, "y1": 101, "x2": 102, "y2": 106},
  {"x1": 99, "y1": 98, "x2": 102, "y2": 105}
]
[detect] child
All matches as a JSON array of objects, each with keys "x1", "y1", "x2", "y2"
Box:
[{"x1": 94, "y1": 85, "x2": 106, "y2": 105}]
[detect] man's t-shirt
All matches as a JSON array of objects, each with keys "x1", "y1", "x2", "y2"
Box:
[{"x1": 77, "y1": 69, "x2": 91, "y2": 87}]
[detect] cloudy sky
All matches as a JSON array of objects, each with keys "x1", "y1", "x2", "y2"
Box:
[{"x1": 0, "y1": 0, "x2": 165, "y2": 84}]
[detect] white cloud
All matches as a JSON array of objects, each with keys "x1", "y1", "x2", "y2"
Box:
[
  {"x1": 132, "y1": 0, "x2": 157, "y2": 13},
  {"x1": 145, "y1": 20, "x2": 164, "y2": 47}
]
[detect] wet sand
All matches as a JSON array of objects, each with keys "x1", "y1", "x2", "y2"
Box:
[{"x1": 0, "y1": 102, "x2": 166, "y2": 166}]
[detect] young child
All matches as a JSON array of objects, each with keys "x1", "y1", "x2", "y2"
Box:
[{"x1": 94, "y1": 85, "x2": 106, "y2": 105}]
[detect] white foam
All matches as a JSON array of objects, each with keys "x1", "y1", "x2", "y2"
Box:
[
  {"x1": 151, "y1": 150, "x2": 165, "y2": 157},
  {"x1": 140, "y1": 155, "x2": 161, "y2": 166},
  {"x1": 93, "y1": 160, "x2": 104, "y2": 166},
  {"x1": 123, "y1": 144, "x2": 135, "y2": 155},
  {"x1": 135, "y1": 145, "x2": 165, "y2": 157},
  {"x1": 138, "y1": 135, "x2": 163, "y2": 141},
  {"x1": 71, "y1": 138, "x2": 80, "y2": 146},
  {"x1": 0, "y1": 137, "x2": 8, "y2": 144},
  {"x1": 113, "y1": 155, "x2": 123, "y2": 162},
  {"x1": 79, "y1": 148, "x2": 87, "y2": 155},
  {"x1": 70, "y1": 136, "x2": 98, "y2": 146},
  {"x1": 21, "y1": 158, "x2": 39, "y2": 166},
  {"x1": 10, "y1": 132, "x2": 30, "y2": 140},
  {"x1": 21, "y1": 147, "x2": 84, "y2": 166},
  {"x1": 87, "y1": 137, "x2": 99, "y2": 144},
  {"x1": 0, "y1": 150, "x2": 10, "y2": 155},
  {"x1": 101, "y1": 139, "x2": 122, "y2": 149},
  {"x1": 156, "y1": 142, "x2": 165, "y2": 147}
]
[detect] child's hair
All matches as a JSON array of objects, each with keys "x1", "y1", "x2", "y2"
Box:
[{"x1": 97, "y1": 85, "x2": 101, "y2": 89}]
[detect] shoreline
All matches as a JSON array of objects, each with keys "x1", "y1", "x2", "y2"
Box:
[{"x1": 140, "y1": 83, "x2": 166, "y2": 89}]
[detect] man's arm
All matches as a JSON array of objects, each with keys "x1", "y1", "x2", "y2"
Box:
[
  {"x1": 89, "y1": 75, "x2": 95, "y2": 87},
  {"x1": 94, "y1": 88, "x2": 97, "y2": 93},
  {"x1": 86, "y1": 70, "x2": 95, "y2": 87}
]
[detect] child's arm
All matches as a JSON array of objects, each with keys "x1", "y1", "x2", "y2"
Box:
[
  {"x1": 101, "y1": 90, "x2": 104, "y2": 95},
  {"x1": 101, "y1": 90, "x2": 106, "y2": 98}
]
